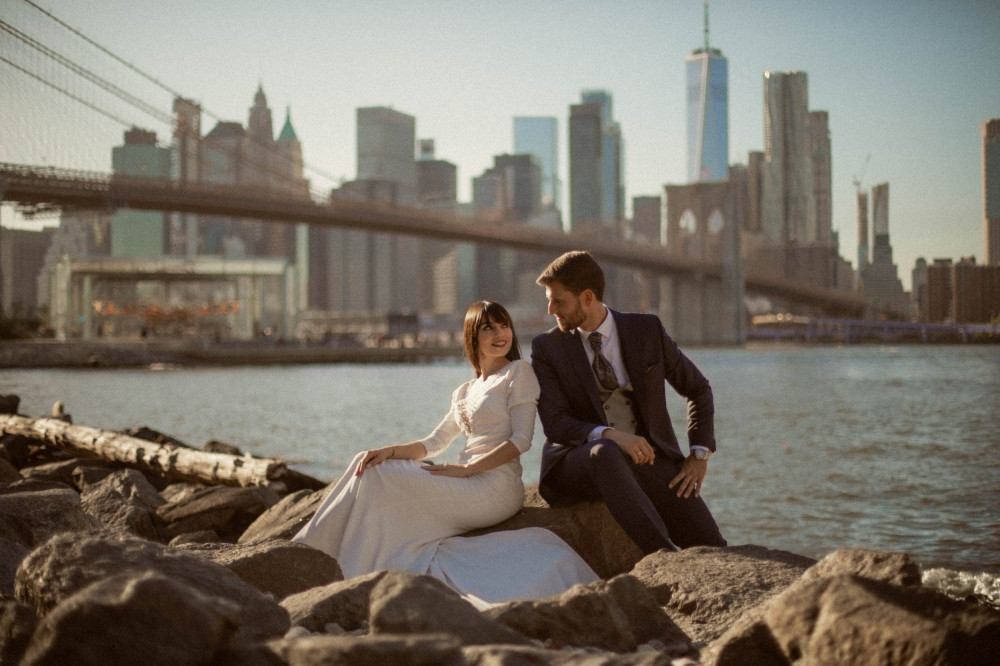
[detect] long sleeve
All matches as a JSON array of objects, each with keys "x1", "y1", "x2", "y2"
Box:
[
  {"x1": 658, "y1": 320, "x2": 716, "y2": 452},
  {"x1": 419, "y1": 389, "x2": 462, "y2": 458},
  {"x1": 506, "y1": 360, "x2": 540, "y2": 453}
]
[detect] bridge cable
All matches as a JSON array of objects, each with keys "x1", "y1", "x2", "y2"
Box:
[{"x1": 21, "y1": 0, "x2": 344, "y2": 191}]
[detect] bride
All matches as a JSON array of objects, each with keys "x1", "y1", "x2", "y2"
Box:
[{"x1": 293, "y1": 300, "x2": 598, "y2": 607}]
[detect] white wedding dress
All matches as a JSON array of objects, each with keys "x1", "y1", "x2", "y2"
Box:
[{"x1": 293, "y1": 359, "x2": 598, "y2": 608}]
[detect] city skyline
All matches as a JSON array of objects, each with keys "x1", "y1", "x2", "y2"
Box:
[{"x1": 2, "y1": 0, "x2": 999, "y2": 291}]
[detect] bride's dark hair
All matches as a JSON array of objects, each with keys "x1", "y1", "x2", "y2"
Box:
[{"x1": 463, "y1": 300, "x2": 521, "y2": 376}]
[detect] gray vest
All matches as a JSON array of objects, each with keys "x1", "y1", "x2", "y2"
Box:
[{"x1": 599, "y1": 382, "x2": 639, "y2": 435}]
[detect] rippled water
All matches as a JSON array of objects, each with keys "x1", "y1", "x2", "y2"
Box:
[{"x1": 3, "y1": 345, "x2": 998, "y2": 581}]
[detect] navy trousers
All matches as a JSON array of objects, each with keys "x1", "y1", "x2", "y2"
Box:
[{"x1": 543, "y1": 438, "x2": 727, "y2": 554}]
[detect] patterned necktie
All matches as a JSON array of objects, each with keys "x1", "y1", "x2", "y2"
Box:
[{"x1": 588, "y1": 332, "x2": 619, "y2": 391}]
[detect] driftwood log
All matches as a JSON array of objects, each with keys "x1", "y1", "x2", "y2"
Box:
[{"x1": 0, "y1": 414, "x2": 290, "y2": 490}]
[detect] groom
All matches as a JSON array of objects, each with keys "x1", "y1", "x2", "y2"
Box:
[{"x1": 531, "y1": 250, "x2": 726, "y2": 553}]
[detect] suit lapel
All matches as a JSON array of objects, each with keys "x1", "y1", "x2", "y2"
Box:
[
  {"x1": 612, "y1": 310, "x2": 644, "y2": 389},
  {"x1": 561, "y1": 328, "x2": 605, "y2": 421}
]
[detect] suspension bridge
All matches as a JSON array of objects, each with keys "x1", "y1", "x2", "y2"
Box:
[{"x1": 1, "y1": 0, "x2": 866, "y2": 346}]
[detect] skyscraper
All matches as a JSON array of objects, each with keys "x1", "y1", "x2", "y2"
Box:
[
  {"x1": 569, "y1": 91, "x2": 623, "y2": 233},
  {"x1": 861, "y1": 182, "x2": 908, "y2": 315},
  {"x1": 685, "y1": 1, "x2": 728, "y2": 183},
  {"x1": 984, "y1": 118, "x2": 1000, "y2": 265},
  {"x1": 357, "y1": 106, "x2": 417, "y2": 204},
  {"x1": 761, "y1": 70, "x2": 815, "y2": 245},
  {"x1": 514, "y1": 117, "x2": 559, "y2": 212},
  {"x1": 111, "y1": 128, "x2": 170, "y2": 257}
]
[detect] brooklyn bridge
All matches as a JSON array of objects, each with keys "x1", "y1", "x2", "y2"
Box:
[{"x1": 1, "y1": 0, "x2": 868, "y2": 346}]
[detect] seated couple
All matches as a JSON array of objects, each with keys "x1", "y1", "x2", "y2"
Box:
[{"x1": 293, "y1": 251, "x2": 726, "y2": 608}]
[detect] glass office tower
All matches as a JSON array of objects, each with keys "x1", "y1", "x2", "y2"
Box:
[
  {"x1": 514, "y1": 116, "x2": 559, "y2": 211},
  {"x1": 685, "y1": 47, "x2": 728, "y2": 183}
]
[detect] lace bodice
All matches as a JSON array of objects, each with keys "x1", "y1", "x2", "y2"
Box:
[{"x1": 420, "y1": 359, "x2": 540, "y2": 464}]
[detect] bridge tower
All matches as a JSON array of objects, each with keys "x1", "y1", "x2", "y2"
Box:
[{"x1": 663, "y1": 181, "x2": 744, "y2": 344}]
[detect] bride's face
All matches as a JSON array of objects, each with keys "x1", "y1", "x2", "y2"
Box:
[{"x1": 477, "y1": 316, "x2": 513, "y2": 362}]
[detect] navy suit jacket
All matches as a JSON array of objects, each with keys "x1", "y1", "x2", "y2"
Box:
[{"x1": 530, "y1": 310, "x2": 716, "y2": 503}]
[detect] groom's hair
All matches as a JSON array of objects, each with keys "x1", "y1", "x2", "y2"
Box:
[{"x1": 536, "y1": 250, "x2": 605, "y2": 301}]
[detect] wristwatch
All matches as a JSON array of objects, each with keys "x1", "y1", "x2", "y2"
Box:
[{"x1": 691, "y1": 448, "x2": 711, "y2": 460}]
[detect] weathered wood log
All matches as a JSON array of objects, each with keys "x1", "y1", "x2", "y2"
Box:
[{"x1": 0, "y1": 414, "x2": 288, "y2": 490}]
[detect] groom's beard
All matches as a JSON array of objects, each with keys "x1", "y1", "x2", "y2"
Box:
[{"x1": 555, "y1": 302, "x2": 586, "y2": 332}]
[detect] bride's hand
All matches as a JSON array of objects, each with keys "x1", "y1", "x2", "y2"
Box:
[
  {"x1": 421, "y1": 462, "x2": 474, "y2": 478},
  {"x1": 355, "y1": 446, "x2": 398, "y2": 477}
]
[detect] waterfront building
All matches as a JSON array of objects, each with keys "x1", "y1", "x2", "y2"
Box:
[
  {"x1": 761, "y1": 70, "x2": 815, "y2": 246},
  {"x1": 569, "y1": 91, "x2": 623, "y2": 234},
  {"x1": 861, "y1": 183, "x2": 908, "y2": 316},
  {"x1": 0, "y1": 226, "x2": 55, "y2": 318},
  {"x1": 984, "y1": 118, "x2": 1000, "y2": 265},
  {"x1": 685, "y1": 2, "x2": 728, "y2": 183},
  {"x1": 513, "y1": 117, "x2": 560, "y2": 213},
  {"x1": 810, "y1": 111, "x2": 832, "y2": 245},
  {"x1": 110, "y1": 128, "x2": 171, "y2": 257},
  {"x1": 857, "y1": 190, "x2": 870, "y2": 275}
]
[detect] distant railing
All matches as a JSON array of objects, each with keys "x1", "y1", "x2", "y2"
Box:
[{"x1": 748, "y1": 315, "x2": 1000, "y2": 343}]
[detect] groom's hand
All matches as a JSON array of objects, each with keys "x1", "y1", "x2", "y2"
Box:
[
  {"x1": 603, "y1": 429, "x2": 656, "y2": 465},
  {"x1": 669, "y1": 456, "x2": 708, "y2": 498}
]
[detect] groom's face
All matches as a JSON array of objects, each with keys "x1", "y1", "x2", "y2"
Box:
[{"x1": 545, "y1": 283, "x2": 586, "y2": 332}]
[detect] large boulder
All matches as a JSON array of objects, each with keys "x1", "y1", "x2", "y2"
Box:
[
  {"x1": 239, "y1": 488, "x2": 326, "y2": 544},
  {"x1": 80, "y1": 468, "x2": 165, "y2": 540},
  {"x1": 461, "y1": 644, "x2": 678, "y2": 664},
  {"x1": 155, "y1": 484, "x2": 279, "y2": 542},
  {"x1": 0, "y1": 538, "x2": 30, "y2": 596},
  {"x1": 764, "y1": 574, "x2": 1000, "y2": 665},
  {"x1": 368, "y1": 571, "x2": 531, "y2": 647},
  {"x1": 629, "y1": 544, "x2": 815, "y2": 643},
  {"x1": 487, "y1": 574, "x2": 689, "y2": 653},
  {"x1": 14, "y1": 530, "x2": 289, "y2": 643},
  {"x1": 0, "y1": 599, "x2": 37, "y2": 666},
  {"x1": 175, "y1": 539, "x2": 343, "y2": 600},
  {"x1": 467, "y1": 485, "x2": 644, "y2": 579},
  {"x1": 281, "y1": 570, "x2": 389, "y2": 633},
  {"x1": 0, "y1": 484, "x2": 101, "y2": 545},
  {"x1": 19, "y1": 458, "x2": 120, "y2": 490},
  {"x1": 272, "y1": 634, "x2": 464, "y2": 666},
  {"x1": 703, "y1": 547, "x2": 985, "y2": 666},
  {"x1": 19, "y1": 570, "x2": 241, "y2": 666}
]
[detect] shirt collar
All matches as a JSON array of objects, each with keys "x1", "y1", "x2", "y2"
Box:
[{"x1": 577, "y1": 306, "x2": 614, "y2": 339}]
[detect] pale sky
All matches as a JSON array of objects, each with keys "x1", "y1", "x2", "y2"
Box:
[{"x1": 2, "y1": 0, "x2": 999, "y2": 290}]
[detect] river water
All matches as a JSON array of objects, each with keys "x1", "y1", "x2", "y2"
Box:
[{"x1": 3, "y1": 344, "x2": 999, "y2": 591}]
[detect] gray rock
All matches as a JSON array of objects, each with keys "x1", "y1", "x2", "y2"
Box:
[
  {"x1": 14, "y1": 530, "x2": 289, "y2": 643},
  {"x1": 239, "y1": 488, "x2": 326, "y2": 544},
  {"x1": 80, "y1": 468, "x2": 165, "y2": 540},
  {"x1": 629, "y1": 544, "x2": 815, "y2": 644},
  {"x1": 467, "y1": 485, "x2": 644, "y2": 579},
  {"x1": 0, "y1": 485, "x2": 101, "y2": 545},
  {"x1": 0, "y1": 511, "x2": 34, "y2": 549},
  {"x1": 462, "y1": 644, "x2": 678, "y2": 664},
  {"x1": 168, "y1": 530, "x2": 220, "y2": 545},
  {"x1": 281, "y1": 570, "x2": 388, "y2": 633},
  {"x1": 368, "y1": 571, "x2": 530, "y2": 647},
  {"x1": 20, "y1": 570, "x2": 241, "y2": 666},
  {"x1": 766, "y1": 574, "x2": 1000, "y2": 665},
  {"x1": 0, "y1": 599, "x2": 37, "y2": 666},
  {"x1": 19, "y1": 458, "x2": 119, "y2": 490},
  {"x1": 704, "y1": 547, "x2": 994, "y2": 666},
  {"x1": 0, "y1": 457, "x2": 21, "y2": 483},
  {"x1": 0, "y1": 538, "x2": 30, "y2": 596},
  {"x1": 156, "y1": 484, "x2": 279, "y2": 542},
  {"x1": 273, "y1": 633, "x2": 463, "y2": 666},
  {"x1": 175, "y1": 538, "x2": 343, "y2": 600},
  {"x1": 488, "y1": 574, "x2": 688, "y2": 653},
  {"x1": 797, "y1": 547, "x2": 922, "y2": 588}
]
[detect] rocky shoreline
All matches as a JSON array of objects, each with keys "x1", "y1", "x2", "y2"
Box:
[{"x1": 0, "y1": 397, "x2": 997, "y2": 665}]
